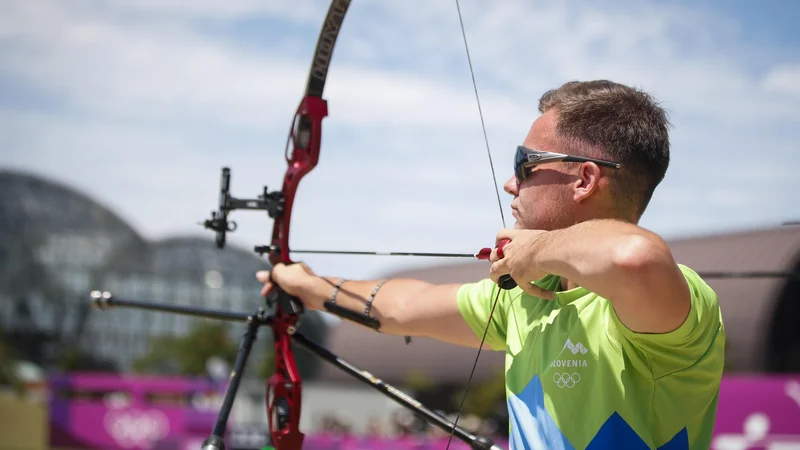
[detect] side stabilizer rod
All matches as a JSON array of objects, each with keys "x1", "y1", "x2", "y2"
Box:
[{"x1": 87, "y1": 291, "x2": 505, "y2": 450}]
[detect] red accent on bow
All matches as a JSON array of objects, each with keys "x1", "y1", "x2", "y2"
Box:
[
  {"x1": 475, "y1": 238, "x2": 510, "y2": 260},
  {"x1": 264, "y1": 95, "x2": 327, "y2": 450},
  {"x1": 263, "y1": 1, "x2": 350, "y2": 447}
]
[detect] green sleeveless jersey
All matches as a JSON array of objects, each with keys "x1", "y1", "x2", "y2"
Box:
[{"x1": 457, "y1": 264, "x2": 725, "y2": 449}]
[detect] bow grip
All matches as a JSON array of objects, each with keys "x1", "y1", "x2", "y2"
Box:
[{"x1": 265, "y1": 284, "x2": 305, "y2": 316}]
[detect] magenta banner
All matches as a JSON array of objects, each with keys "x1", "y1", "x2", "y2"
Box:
[
  {"x1": 711, "y1": 375, "x2": 800, "y2": 449},
  {"x1": 47, "y1": 374, "x2": 800, "y2": 449},
  {"x1": 300, "y1": 436, "x2": 509, "y2": 450},
  {"x1": 48, "y1": 373, "x2": 224, "y2": 450}
]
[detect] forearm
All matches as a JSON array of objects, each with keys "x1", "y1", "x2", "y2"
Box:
[
  {"x1": 299, "y1": 276, "x2": 441, "y2": 337},
  {"x1": 530, "y1": 219, "x2": 673, "y2": 294}
]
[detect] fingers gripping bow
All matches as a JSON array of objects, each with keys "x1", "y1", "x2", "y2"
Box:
[{"x1": 477, "y1": 239, "x2": 517, "y2": 290}]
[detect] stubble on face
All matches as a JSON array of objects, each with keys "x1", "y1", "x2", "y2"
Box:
[{"x1": 512, "y1": 111, "x2": 580, "y2": 232}]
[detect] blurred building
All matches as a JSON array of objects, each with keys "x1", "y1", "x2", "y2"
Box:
[{"x1": 0, "y1": 169, "x2": 327, "y2": 374}]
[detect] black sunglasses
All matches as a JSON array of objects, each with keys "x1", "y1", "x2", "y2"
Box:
[{"x1": 514, "y1": 145, "x2": 622, "y2": 182}]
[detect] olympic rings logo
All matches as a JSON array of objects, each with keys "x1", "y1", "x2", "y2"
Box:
[
  {"x1": 103, "y1": 408, "x2": 169, "y2": 449},
  {"x1": 552, "y1": 372, "x2": 581, "y2": 388}
]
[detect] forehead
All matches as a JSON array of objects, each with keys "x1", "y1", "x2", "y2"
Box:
[{"x1": 522, "y1": 110, "x2": 560, "y2": 151}]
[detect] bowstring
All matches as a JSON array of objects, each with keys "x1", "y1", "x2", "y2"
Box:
[
  {"x1": 446, "y1": 1, "x2": 509, "y2": 448},
  {"x1": 454, "y1": 0, "x2": 508, "y2": 229}
]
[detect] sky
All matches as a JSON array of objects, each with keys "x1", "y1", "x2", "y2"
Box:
[{"x1": 1, "y1": 0, "x2": 798, "y2": 283}]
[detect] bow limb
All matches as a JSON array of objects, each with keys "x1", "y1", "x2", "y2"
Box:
[{"x1": 264, "y1": 1, "x2": 352, "y2": 449}]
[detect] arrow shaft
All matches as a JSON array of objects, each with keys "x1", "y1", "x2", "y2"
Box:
[{"x1": 289, "y1": 248, "x2": 479, "y2": 258}]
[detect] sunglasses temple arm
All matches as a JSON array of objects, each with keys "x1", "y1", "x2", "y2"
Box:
[{"x1": 562, "y1": 156, "x2": 621, "y2": 169}]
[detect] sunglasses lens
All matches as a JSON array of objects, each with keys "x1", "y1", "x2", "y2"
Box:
[
  {"x1": 514, "y1": 147, "x2": 524, "y2": 180},
  {"x1": 515, "y1": 146, "x2": 527, "y2": 169},
  {"x1": 515, "y1": 146, "x2": 531, "y2": 182}
]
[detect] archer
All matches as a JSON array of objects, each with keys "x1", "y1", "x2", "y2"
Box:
[{"x1": 258, "y1": 80, "x2": 725, "y2": 450}]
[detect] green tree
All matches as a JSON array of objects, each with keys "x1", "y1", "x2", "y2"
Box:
[
  {"x1": 256, "y1": 351, "x2": 276, "y2": 379},
  {"x1": 56, "y1": 346, "x2": 117, "y2": 372},
  {"x1": 0, "y1": 327, "x2": 24, "y2": 394},
  {"x1": 132, "y1": 320, "x2": 239, "y2": 376}
]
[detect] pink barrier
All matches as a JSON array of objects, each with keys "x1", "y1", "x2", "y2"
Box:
[
  {"x1": 48, "y1": 373, "x2": 224, "y2": 450},
  {"x1": 301, "y1": 435, "x2": 508, "y2": 450},
  {"x1": 711, "y1": 375, "x2": 800, "y2": 449},
  {"x1": 47, "y1": 374, "x2": 799, "y2": 449}
]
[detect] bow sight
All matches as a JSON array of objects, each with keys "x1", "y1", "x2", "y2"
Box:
[
  {"x1": 202, "y1": 167, "x2": 285, "y2": 252},
  {"x1": 201, "y1": 167, "x2": 382, "y2": 330}
]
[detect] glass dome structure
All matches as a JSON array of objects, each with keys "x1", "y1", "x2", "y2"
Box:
[
  {"x1": 0, "y1": 169, "x2": 144, "y2": 369},
  {"x1": 0, "y1": 169, "x2": 326, "y2": 375}
]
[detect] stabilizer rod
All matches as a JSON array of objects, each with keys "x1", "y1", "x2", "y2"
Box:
[{"x1": 88, "y1": 291, "x2": 504, "y2": 450}]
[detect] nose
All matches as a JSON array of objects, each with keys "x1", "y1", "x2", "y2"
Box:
[{"x1": 503, "y1": 175, "x2": 518, "y2": 196}]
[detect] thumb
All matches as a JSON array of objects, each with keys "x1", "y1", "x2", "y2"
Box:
[
  {"x1": 518, "y1": 282, "x2": 556, "y2": 301},
  {"x1": 256, "y1": 270, "x2": 271, "y2": 282},
  {"x1": 495, "y1": 228, "x2": 518, "y2": 242}
]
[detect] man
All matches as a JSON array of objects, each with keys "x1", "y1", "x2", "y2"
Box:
[{"x1": 257, "y1": 80, "x2": 725, "y2": 449}]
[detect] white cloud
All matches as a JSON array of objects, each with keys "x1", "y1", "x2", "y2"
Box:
[
  {"x1": 1, "y1": 0, "x2": 798, "y2": 283},
  {"x1": 763, "y1": 65, "x2": 800, "y2": 96}
]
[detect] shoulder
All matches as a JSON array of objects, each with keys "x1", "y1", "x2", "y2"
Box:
[
  {"x1": 607, "y1": 263, "x2": 724, "y2": 369},
  {"x1": 677, "y1": 264, "x2": 719, "y2": 307}
]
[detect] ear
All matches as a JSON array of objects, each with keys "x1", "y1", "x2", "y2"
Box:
[{"x1": 572, "y1": 162, "x2": 601, "y2": 203}]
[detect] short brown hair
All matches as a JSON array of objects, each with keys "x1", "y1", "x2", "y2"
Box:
[{"x1": 539, "y1": 80, "x2": 670, "y2": 219}]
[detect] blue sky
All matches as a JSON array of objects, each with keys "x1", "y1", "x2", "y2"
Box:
[{"x1": 1, "y1": 0, "x2": 798, "y2": 282}]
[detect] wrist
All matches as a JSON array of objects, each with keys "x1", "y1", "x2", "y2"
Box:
[{"x1": 305, "y1": 276, "x2": 340, "y2": 309}]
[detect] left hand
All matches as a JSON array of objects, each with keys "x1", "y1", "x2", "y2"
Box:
[
  {"x1": 256, "y1": 262, "x2": 318, "y2": 302},
  {"x1": 490, "y1": 229, "x2": 555, "y2": 300}
]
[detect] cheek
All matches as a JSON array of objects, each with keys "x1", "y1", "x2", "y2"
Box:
[
  {"x1": 518, "y1": 184, "x2": 551, "y2": 208},
  {"x1": 517, "y1": 185, "x2": 570, "y2": 219}
]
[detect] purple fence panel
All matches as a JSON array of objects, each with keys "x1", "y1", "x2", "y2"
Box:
[
  {"x1": 47, "y1": 373, "x2": 799, "y2": 449},
  {"x1": 301, "y1": 435, "x2": 509, "y2": 450},
  {"x1": 711, "y1": 375, "x2": 800, "y2": 449},
  {"x1": 48, "y1": 372, "x2": 226, "y2": 450}
]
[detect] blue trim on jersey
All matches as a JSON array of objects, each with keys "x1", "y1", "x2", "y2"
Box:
[
  {"x1": 586, "y1": 413, "x2": 649, "y2": 449},
  {"x1": 658, "y1": 428, "x2": 689, "y2": 450},
  {"x1": 508, "y1": 376, "x2": 689, "y2": 449},
  {"x1": 507, "y1": 375, "x2": 574, "y2": 450}
]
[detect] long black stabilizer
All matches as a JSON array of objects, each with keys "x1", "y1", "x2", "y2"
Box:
[{"x1": 88, "y1": 292, "x2": 504, "y2": 450}]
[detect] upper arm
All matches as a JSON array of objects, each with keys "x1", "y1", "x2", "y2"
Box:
[
  {"x1": 608, "y1": 234, "x2": 692, "y2": 334},
  {"x1": 609, "y1": 264, "x2": 723, "y2": 375},
  {"x1": 399, "y1": 280, "x2": 507, "y2": 350}
]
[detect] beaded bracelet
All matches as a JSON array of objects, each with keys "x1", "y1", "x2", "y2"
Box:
[
  {"x1": 329, "y1": 279, "x2": 346, "y2": 304},
  {"x1": 364, "y1": 279, "x2": 388, "y2": 317}
]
